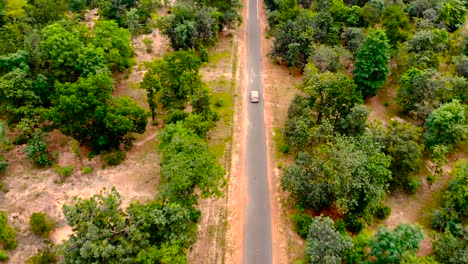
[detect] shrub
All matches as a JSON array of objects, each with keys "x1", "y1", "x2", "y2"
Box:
[
  {"x1": 165, "y1": 110, "x2": 188, "y2": 124},
  {"x1": 0, "y1": 250, "x2": 7, "y2": 262},
  {"x1": 291, "y1": 213, "x2": 314, "y2": 239},
  {"x1": 142, "y1": 37, "x2": 153, "y2": 54},
  {"x1": 214, "y1": 99, "x2": 224, "y2": 107},
  {"x1": 406, "y1": 176, "x2": 421, "y2": 194},
  {"x1": 373, "y1": 204, "x2": 392, "y2": 220},
  {"x1": 27, "y1": 249, "x2": 57, "y2": 264},
  {"x1": 0, "y1": 157, "x2": 8, "y2": 174},
  {"x1": 427, "y1": 174, "x2": 436, "y2": 185},
  {"x1": 54, "y1": 165, "x2": 74, "y2": 178},
  {"x1": 24, "y1": 131, "x2": 52, "y2": 168},
  {"x1": 102, "y1": 150, "x2": 126, "y2": 166},
  {"x1": 344, "y1": 215, "x2": 365, "y2": 233},
  {"x1": 455, "y1": 56, "x2": 468, "y2": 78},
  {"x1": 81, "y1": 166, "x2": 93, "y2": 174},
  {"x1": 0, "y1": 212, "x2": 17, "y2": 250},
  {"x1": 30, "y1": 213, "x2": 55, "y2": 237}
]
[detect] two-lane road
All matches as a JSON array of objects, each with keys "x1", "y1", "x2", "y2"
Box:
[{"x1": 243, "y1": 0, "x2": 272, "y2": 262}]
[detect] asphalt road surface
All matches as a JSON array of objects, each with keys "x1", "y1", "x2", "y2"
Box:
[{"x1": 243, "y1": 0, "x2": 272, "y2": 262}]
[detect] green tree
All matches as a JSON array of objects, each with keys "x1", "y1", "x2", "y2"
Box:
[
  {"x1": 4, "y1": 0, "x2": 27, "y2": 22},
  {"x1": 0, "y1": 68, "x2": 42, "y2": 125},
  {"x1": 61, "y1": 188, "x2": 196, "y2": 263},
  {"x1": 305, "y1": 216, "x2": 353, "y2": 264},
  {"x1": 193, "y1": 0, "x2": 241, "y2": 29},
  {"x1": 49, "y1": 73, "x2": 147, "y2": 150},
  {"x1": 383, "y1": 121, "x2": 424, "y2": 192},
  {"x1": 93, "y1": 20, "x2": 135, "y2": 71},
  {"x1": 281, "y1": 135, "x2": 392, "y2": 216},
  {"x1": 158, "y1": 124, "x2": 225, "y2": 205},
  {"x1": 141, "y1": 50, "x2": 204, "y2": 111},
  {"x1": 303, "y1": 67, "x2": 363, "y2": 126},
  {"x1": 368, "y1": 224, "x2": 424, "y2": 263},
  {"x1": 437, "y1": 0, "x2": 466, "y2": 32},
  {"x1": 423, "y1": 100, "x2": 467, "y2": 150},
  {"x1": 433, "y1": 227, "x2": 468, "y2": 264},
  {"x1": 270, "y1": 9, "x2": 315, "y2": 70},
  {"x1": 26, "y1": 0, "x2": 67, "y2": 24},
  {"x1": 353, "y1": 29, "x2": 390, "y2": 97},
  {"x1": 281, "y1": 152, "x2": 335, "y2": 211},
  {"x1": 432, "y1": 161, "x2": 468, "y2": 231},
  {"x1": 158, "y1": 4, "x2": 220, "y2": 51},
  {"x1": 97, "y1": 0, "x2": 137, "y2": 26},
  {"x1": 330, "y1": 136, "x2": 392, "y2": 216},
  {"x1": 0, "y1": 23, "x2": 23, "y2": 55},
  {"x1": 125, "y1": 8, "x2": 141, "y2": 36},
  {"x1": 382, "y1": 5, "x2": 410, "y2": 47},
  {"x1": 341, "y1": 27, "x2": 365, "y2": 54},
  {"x1": 41, "y1": 23, "x2": 84, "y2": 82},
  {"x1": 336, "y1": 104, "x2": 370, "y2": 136}
]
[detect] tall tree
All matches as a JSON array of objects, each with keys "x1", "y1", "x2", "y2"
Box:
[
  {"x1": 303, "y1": 68, "x2": 363, "y2": 126},
  {"x1": 61, "y1": 188, "x2": 197, "y2": 263},
  {"x1": 141, "y1": 50, "x2": 204, "y2": 111},
  {"x1": 49, "y1": 73, "x2": 147, "y2": 150},
  {"x1": 423, "y1": 100, "x2": 467, "y2": 150},
  {"x1": 381, "y1": 5, "x2": 410, "y2": 47},
  {"x1": 158, "y1": 4, "x2": 220, "y2": 51},
  {"x1": 158, "y1": 123, "x2": 225, "y2": 205},
  {"x1": 368, "y1": 224, "x2": 424, "y2": 263},
  {"x1": 353, "y1": 29, "x2": 390, "y2": 97},
  {"x1": 383, "y1": 121, "x2": 424, "y2": 192},
  {"x1": 305, "y1": 216, "x2": 353, "y2": 264},
  {"x1": 93, "y1": 20, "x2": 135, "y2": 72}
]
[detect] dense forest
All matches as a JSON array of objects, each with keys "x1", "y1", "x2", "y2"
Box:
[
  {"x1": 0, "y1": 0, "x2": 240, "y2": 262},
  {"x1": 271, "y1": 0, "x2": 467, "y2": 263}
]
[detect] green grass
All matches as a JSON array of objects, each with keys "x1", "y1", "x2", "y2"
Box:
[
  {"x1": 212, "y1": 92, "x2": 233, "y2": 126},
  {"x1": 273, "y1": 127, "x2": 284, "y2": 159},
  {"x1": 417, "y1": 182, "x2": 449, "y2": 230},
  {"x1": 212, "y1": 143, "x2": 226, "y2": 160},
  {"x1": 208, "y1": 51, "x2": 230, "y2": 67}
]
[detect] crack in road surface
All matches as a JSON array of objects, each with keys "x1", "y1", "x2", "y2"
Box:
[{"x1": 243, "y1": 0, "x2": 273, "y2": 263}]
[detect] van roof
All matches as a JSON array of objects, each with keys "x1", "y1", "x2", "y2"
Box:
[{"x1": 251, "y1": 91, "x2": 259, "y2": 96}]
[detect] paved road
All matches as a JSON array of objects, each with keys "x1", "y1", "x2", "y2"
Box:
[{"x1": 243, "y1": 0, "x2": 272, "y2": 263}]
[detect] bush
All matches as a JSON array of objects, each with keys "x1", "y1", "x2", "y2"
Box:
[
  {"x1": 344, "y1": 215, "x2": 365, "y2": 233},
  {"x1": 53, "y1": 165, "x2": 74, "y2": 178},
  {"x1": 24, "y1": 131, "x2": 52, "y2": 168},
  {"x1": 406, "y1": 176, "x2": 421, "y2": 194},
  {"x1": 373, "y1": 204, "x2": 392, "y2": 220},
  {"x1": 102, "y1": 150, "x2": 126, "y2": 166},
  {"x1": 455, "y1": 56, "x2": 468, "y2": 78},
  {"x1": 0, "y1": 212, "x2": 17, "y2": 250},
  {"x1": 30, "y1": 213, "x2": 55, "y2": 237},
  {"x1": 165, "y1": 110, "x2": 188, "y2": 124},
  {"x1": 142, "y1": 37, "x2": 153, "y2": 54},
  {"x1": 27, "y1": 249, "x2": 57, "y2": 264},
  {"x1": 214, "y1": 99, "x2": 224, "y2": 107},
  {"x1": 0, "y1": 250, "x2": 7, "y2": 262},
  {"x1": 291, "y1": 213, "x2": 314, "y2": 239},
  {"x1": 0, "y1": 157, "x2": 8, "y2": 174},
  {"x1": 81, "y1": 166, "x2": 93, "y2": 174}
]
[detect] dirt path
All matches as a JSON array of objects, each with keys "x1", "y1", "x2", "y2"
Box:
[{"x1": 224, "y1": 3, "x2": 247, "y2": 263}]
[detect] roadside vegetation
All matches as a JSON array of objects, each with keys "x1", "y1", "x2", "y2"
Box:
[
  {"x1": 266, "y1": 0, "x2": 467, "y2": 262},
  {"x1": 0, "y1": 0, "x2": 240, "y2": 262}
]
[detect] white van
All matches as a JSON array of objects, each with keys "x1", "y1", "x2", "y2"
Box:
[{"x1": 250, "y1": 90, "x2": 259, "y2": 103}]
